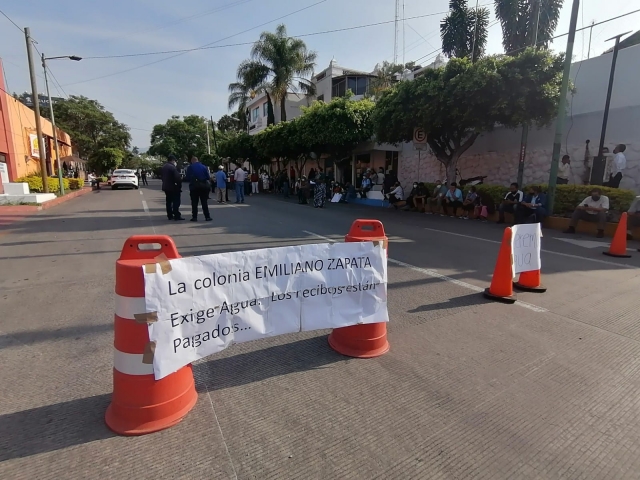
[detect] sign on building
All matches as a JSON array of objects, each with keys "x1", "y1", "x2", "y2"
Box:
[{"x1": 413, "y1": 127, "x2": 427, "y2": 150}]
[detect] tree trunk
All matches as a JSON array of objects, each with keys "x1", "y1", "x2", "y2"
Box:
[
  {"x1": 280, "y1": 96, "x2": 287, "y2": 122},
  {"x1": 266, "y1": 93, "x2": 275, "y2": 126},
  {"x1": 445, "y1": 158, "x2": 458, "y2": 185}
]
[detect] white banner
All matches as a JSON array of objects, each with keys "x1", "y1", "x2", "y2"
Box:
[
  {"x1": 143, "y1": 241, "x2": 388, "y2": 379},
  {"x1": 511, "y1": 223, "x2": 542, "y2": 275}
]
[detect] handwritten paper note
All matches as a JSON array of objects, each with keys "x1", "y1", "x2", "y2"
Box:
[{"x1": 511, "y1": 223, "x2": 542, "y2": 275}]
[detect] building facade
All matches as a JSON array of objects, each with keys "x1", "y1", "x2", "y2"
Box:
[{"x1": 0, "y1": 59, "x2": 72, "y2": 182}]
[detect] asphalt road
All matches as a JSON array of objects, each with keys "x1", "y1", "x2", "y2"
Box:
[{"x1": 2, "y1": 180, "x2": 640, "y2": 479}]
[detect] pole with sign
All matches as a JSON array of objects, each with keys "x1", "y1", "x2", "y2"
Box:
[{"x1": 413, "y1": 127, "x2": 427, "y2": 182}]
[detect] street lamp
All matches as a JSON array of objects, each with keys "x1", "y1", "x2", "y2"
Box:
[{"x1": 41, "y1": 54, "x2": 82, "y2": 195}]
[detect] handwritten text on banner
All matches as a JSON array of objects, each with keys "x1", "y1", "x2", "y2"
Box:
[{"x1": 511, "y1": 223, "x2": 542, "y2": 275}]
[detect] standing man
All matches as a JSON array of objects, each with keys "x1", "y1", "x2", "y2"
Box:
[
  {"x1": 250, "y1": 170, "x2": 259, "y2": 194},
  {"x1": 215, "y1": 165, "x2": 227, "y2": 204},
  {"x1": 607, "y1": 144, "x2": 627, "y2": 188},
  {"x1": 557, "y1": 155, "x2": 571, "y2": 184},
  {"x1": 234, "y1": 165, "x2": 247, "y2": 203},
  {"x1": 185, "y1": 156, "x2": 211, "y2": 222},
  {"x1": 161, "y1": 155, "x2": 184, "y2": 221}
]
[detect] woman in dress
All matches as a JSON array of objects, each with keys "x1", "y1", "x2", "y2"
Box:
[{"x1": 314, "y1": 167, "x2": 326, "y2": 208}]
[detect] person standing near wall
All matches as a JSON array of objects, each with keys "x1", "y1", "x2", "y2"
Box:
[
  {"x1": 607, "y1": 144, "x2": 627, "y2": 188},
  {"x1": 557, "y1": 155, "x2": 571, "y2": 184}
]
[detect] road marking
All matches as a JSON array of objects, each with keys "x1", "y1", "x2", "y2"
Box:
[
  {"x1": 423, "y1": 227, "x2": 636, "y2": 269},
  {"x1": 139, "y1": 190, "x2": 143, "y2": 195},
  {"x1": 139, "y1": 191, "x2": 156, "y2": 233},
  {"x1": 142, "y1": 200, "x2": 149, "y2": 213},
  {"x1": 553, "y1": 237, "x2": 635, "y2": 251},
  {"x1": 302, "y1": 230, "x2": 547, "y2": 313}
]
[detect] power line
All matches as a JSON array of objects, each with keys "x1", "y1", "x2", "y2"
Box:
[
  {"x1": 0, "y1": 8, "x2": 23, "y2": 33},
  {"x1": 64, "y1": 0, "x2": 328, "y2": 86}
]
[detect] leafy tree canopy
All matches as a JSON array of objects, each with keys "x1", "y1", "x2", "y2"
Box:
[
  {"x1": 40, "y1": 95, "x2": 131, "y2": 160},
  {"x1": 371, "y1": 49, "x2": 564, "y2": 181},
  {"x1": 148, "y1": 115, "x2": 210, "y2": 160},
  {"x1": 216, "y1": 114, "x2": 241, "y2": 133},
  {"x1": 88, "y1": 147, "x2": 124, "y2": 174}
]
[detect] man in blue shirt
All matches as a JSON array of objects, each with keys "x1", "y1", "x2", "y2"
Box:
[
  {"x1": 442, "y1": 182, "x2": 463, "y2": 217},
  {"x1": 185, "y1": 156, "x2": 211, "y2": 222},
  {"x1": 215, "y1": 165, "x2": 227, "y2": 204}
]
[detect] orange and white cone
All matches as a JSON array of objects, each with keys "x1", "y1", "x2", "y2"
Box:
[
  {"x1": 514, "y1": 269, "x2": 547, "y2": 293},
  {"x1": 603, "y1": 212, "x2": 632, "y2": 258},
  {"x1": 483, "y1": 227, "x2": 517, "y2": 304}
]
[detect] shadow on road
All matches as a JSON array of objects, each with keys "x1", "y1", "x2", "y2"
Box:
[
  {"x1": 0, "y1": 394, "x2": 114, "y2": 462},
  {"x1": 0, "y1": 323, "x2": 113, "y2": 350}
]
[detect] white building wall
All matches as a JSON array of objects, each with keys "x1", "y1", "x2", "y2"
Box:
[{"x1": 398, "y1": 44, "x2": 640, "y2": 192}]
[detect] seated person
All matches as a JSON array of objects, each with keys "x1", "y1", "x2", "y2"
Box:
[
  {"x1": 564, "y1": 188, "x2": 609, "y2": 238},
  {"x1": 516, "y1": 186, "x2": 547, "y2": 224},
  {"x1": 344, "y1": 182, "x2": 357, "y2": 203},
  {"x1": 497, "y1": 182, "x2": 524, "y2": 224},
  {"x1": 405, "y1": 182, "x2": 426, "y2": 210},
  {"x1": 412, "y1": 182, "x2": 428, "y2": 211},
  {"x1": 442, "y1": 182, "x2": 463, "y2": 217},
  {"x1": 627, "y1": 196, "x2": 640, "y2": 240},
  {"x1": 426, "y1": 180, "x2": 447, "y2": 214},
  {"x1": 386, "y1": 182, "x2": 405, "y2": 208},
  {"x1": 461, "y1": 186, "x2": 479, "y2": 219}
]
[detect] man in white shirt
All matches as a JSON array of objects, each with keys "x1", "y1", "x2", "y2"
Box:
[
  {"x1": 497, "y1": 182, "x2": 524, "y2": 224},
  {"x1": 564, "y1": 188, "x2": 609, "y2": 238},
  {"x1": 557, "y1": 155, "x2": 571, "y2": 184},
  {"x1": 234, "y1": 167, "x2": 247, "y2": 203},
  {"x1": 607, "y1": 144, "x2": 626, "y2": 188}
]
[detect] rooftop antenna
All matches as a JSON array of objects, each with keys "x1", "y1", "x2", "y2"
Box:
[{"x1": 394, "y1": 0, "x2": 400, "y2": 64}]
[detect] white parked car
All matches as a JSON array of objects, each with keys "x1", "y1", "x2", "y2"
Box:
[{"x1": 110, "y1": 169, "x2": 139, "y2": 190}]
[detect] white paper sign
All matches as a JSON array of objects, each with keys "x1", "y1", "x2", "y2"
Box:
[
  {"x1": 331, "y1": 193, "x2": 342, "y2": 203},
  {"x1": 144, "y1": 242, "x2": 388, "y2": 379},
  {"x1": 511, "y1": 223, "x2": 542, "y2": 275}
]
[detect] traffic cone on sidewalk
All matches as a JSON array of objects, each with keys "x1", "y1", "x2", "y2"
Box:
[
  {"x1": 603, "y1": 212, "x2": 632, "y2": 258},
  {"x1": 514, "y1": 269, "x2": 547, "y2": 293},
  {"x1": 483, "y1": 227, "x2": 517, "y2": 304}
]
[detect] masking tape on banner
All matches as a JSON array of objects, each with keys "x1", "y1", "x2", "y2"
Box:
[
  {"x1": 144, "y1": 260, "x2": 172, "y2": 275},
  {"x1": 115, "y1": 295, "x2": 147, "y2": 320},
  {"x1": 373, "y1": 240, "x2": 388, "y2": 249},
  {"x1": 113, "y1": 349, "x2": 154, "y2": 376},
  {"x1": 142, "y1": 341, "x2": 156, "y2": 364},
  {"x1": 133, "y1": 311, "x2": 158, "y2": 324}
]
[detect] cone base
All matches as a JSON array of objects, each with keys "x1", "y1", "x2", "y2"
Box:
[
  {"x1": 513, "y1": 282, "x2": 547, "y2": 293},
  {"x1": 328, "y1": 334, "x2": 390, "y2": 358},
  {"x1": 603, "y1": 251, "x2": 631, "y2": 258},
  {"x1": 483, "y1": 288, "x2": 517, "y2": 304}
]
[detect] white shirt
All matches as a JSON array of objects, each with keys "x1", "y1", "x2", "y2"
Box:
[
  {"x1": 613, "y1": 152, "x2": 626, "y2": 175},
  {"x1": 504, "y1": 190, "x2": 524, "y2": 203},
  {"x1": 234, "y1": 169, "x2": 247, "y2": 182},
  {"x1": 580, "y1": 195, "x2": 609, "y2": 214},
  {"x1": 390, "y1": 185, "x2": 404, "y2": 200},
  {"x1": 558, "y1": 162, "x2": 571, "y2": 180},
  {"x1": 376, "y1": 173, "x2": 385, "y2": 185}
]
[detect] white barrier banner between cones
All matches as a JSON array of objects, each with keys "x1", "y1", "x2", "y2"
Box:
[
  {"x1": 511, "y1": 223, "x2": 542, "y2": 275},
  {"x1": 143, "y1": 241, "x2": 388, "y2": 379}
]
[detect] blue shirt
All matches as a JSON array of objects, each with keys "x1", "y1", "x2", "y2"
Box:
[
  {"x1": 215, "y1": 170, "x2": 227, "y2": 189},
  {"x1": 446, "y1": 188, "x2": 463, "y2": 201},
  {"x1": 185, "y1": 162, "x2": 210, "y2": 190}
]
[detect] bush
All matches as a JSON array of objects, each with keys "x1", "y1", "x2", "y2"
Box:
[
  {"x1": 416, "y1": 181, "x2": 636, "y2": 216},
  {"x1": 16, "y1": 175, "x2": 70, "y2": 193},
  {"x1": 68, "y1": 178, "x2": 85, "y2": 190}
]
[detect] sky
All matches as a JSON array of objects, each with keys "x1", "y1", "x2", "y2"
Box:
[{"x1": 1, "y1": 0, "x2": 638, "y2": 149}]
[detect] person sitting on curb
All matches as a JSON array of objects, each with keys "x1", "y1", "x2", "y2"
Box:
[
  {"x1": 516, "y1": 186, "x2": 548, "y2": 224},
  {"x1": 405, "y1": 182, "x2": 427, "y2": 211},
  {"x1": 426, "y1": 180, "x2": 447, "y2": 214},
  {"x1": 461, "y1": 186, "x2": 479, "y2": 219},
  {"x1": 412, "y1": 182, "x2": 428, "y2": 211},
  {"x1": 386, "y1": 182, "x2": 405, "y2": 208},
  {"x1": 627, "y1": 195, "x2": 640, "y2": 240},
  {"x1": 497, "y1": 182, "x2": 524, "y2": 224},
  {"x1": 564, "y1": 188, "x2": 609, "y2": 238},
  {"x1": 442, "y1": 182, "x2": 463, "y2": 217}
]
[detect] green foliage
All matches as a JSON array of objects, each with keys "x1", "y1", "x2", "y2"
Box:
[
  {"x1": 88, "y1": 147, "x2": 124, "y2": 174},
  {"x1": 525, "y1": 184, "x2": 636, "y2": 215},
  {"x1": 218, "y1": 132, "x2": 257, "y2": 162},
  {"x1": 495, "y1": 0, "x2": 563, "y2": 54},
  {"x1": 216, "y1": 114, "x2": 241, "y2": 133},
  {"x1": 68, "y1": 178, "x2": 85, "y2": 190},
  {"x1": 148, "y1": 115, "x2": 211, "y2": 160},
  {"x1": 17, "y1": 176, "x2": 70, "y2": 193},
  {"x1": 372, "y1": 49, "x2": 564, "y2": 181},
  {"x1": 441, "y1": 0, "x2": 490, "y2": 60},
  {"x1": 41, "y1": 95, "x2": 131, "y2": 160}
]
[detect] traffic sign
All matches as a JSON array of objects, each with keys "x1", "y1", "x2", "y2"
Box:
[{"x1": 413, "y1": 127, "x2": 427, "y2": 150}]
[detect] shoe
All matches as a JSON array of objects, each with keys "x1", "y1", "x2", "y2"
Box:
[
  {"x1": 205, "y1": 217, "x2": 212, "y2": 221},
  {"x1": 190, "y1": 218, "x2": 197, "y2": 222},
  {"x1": 167, "y1": 217, "x2": 174, "y2": 220},
  {"x1": 596, "y1": 230, "x2": 604, "y2": 238},
  {"x1": 174, "y1": 217, "x2": 185, "y2": 221},
  {"x1": 563, "y1": 227, "x2": 575, "y2": 234}
]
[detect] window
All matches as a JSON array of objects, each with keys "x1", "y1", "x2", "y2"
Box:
[
  {"x1": 385, "y1": 151, "x2": 399, "y2": 174},
  {"x1": 252, "y1": 107, "x2": 259, "y2": 122},
  {"x1": 317, "y1": 94, "x2": 324, "y2": 102},
  {"x1": 316, "y1": 72, "x2": 326, "y2": 81},
  {"x1": 356, "y1": 77, "x2": 368, "y2": 96},
  {"x1": 347, "y1": 77, "x2": 357, "y2": 94},
  {"x1": 262, "y1": 102, "x2": 268, "y2": 117},
  {"x1": 332, "y1": 78, "x2": 346, "y2": 98}
]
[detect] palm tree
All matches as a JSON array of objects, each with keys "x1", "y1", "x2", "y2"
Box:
[
  {"x1": 239, "y1": 24, "x2": 317, "y2": 122},
  {"x1": 227, "y1": 79, "x2": 254, "y2": 132},
  {"x1": 441, "y1": 0, "x2": 489, "y2": 61},
  {"x1": 494, "y1": 0, "x2": 563, "y2": 55},
  {"x1": 369, "y1": 61, "x2": 403, "y2": 97}
]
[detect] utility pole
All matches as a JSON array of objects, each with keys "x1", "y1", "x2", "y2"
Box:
[
  {"x1": 42, "y1": 54, "x2": 64, "y2": 195},
  {"x1": 547, "y1": 0, "x2": 580, "y2": 214},
  {"x1": 205, "y1": 120, "x2": 211, "y2": 155},
  {"x1": 515, "y1": 0, "x2": 541, "y2": 187},
  {"x1": 591, "y1": 31, "x2": 631, "y2": 185},
  {"x1": 210, "y1": 117, "x2": 218, "y2": 151},
  {"x1": 24, "y1": 27, "x2": 49, "y2": 193},
  {"x1": 587, "y1": 20, "x2": 595, "y2": 59},
  {"x1": 393, "y1": 0, "x2": 400, "y2": 64}
]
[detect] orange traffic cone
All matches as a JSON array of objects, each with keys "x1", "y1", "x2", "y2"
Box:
[
  {"x1": 105, "y1": 236, "x2": 198, "y2": 436},
  {"x1": 514, "y1": 269, "x2": 547, "y2": 293},
  {"x1": 603, "y1": 212, "x2": 632, "y2": 258},
  {"x1": 328, "y1": 219, "x2": 390, "y2": 358},
  {"x1": 483, "y1": 227, "x2": 517, "y2": 304}
]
